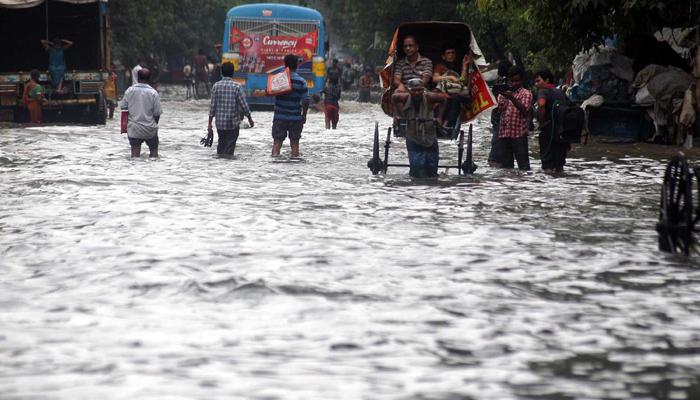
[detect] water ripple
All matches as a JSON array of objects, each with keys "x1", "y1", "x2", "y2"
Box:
[{"x1": 1, "y1": 89, "x2": 700, "y2": 399}]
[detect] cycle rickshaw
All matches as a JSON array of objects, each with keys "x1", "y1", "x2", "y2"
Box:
[{"x1": 367, "y1": 22, "x2": 495, "y2": 176}]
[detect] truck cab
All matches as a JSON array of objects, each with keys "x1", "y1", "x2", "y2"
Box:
[{"x1": 0, "y1": 0, "x2": 111, "y2": 124}]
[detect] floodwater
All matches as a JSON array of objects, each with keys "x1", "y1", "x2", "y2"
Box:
[{"x1": 2, "y1": 87, "x2": 700, "y2": 400}]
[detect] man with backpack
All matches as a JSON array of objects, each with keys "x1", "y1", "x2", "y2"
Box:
[{"x1": 535, "y1": 69, "x2": 576, "y2": 173}]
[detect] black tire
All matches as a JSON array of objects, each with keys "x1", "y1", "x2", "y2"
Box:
[
  {"x1": 657, "y1": 155, "x2": 694, "y2": 254},
  {"x1": 90, "y1": 90, "x2": 107, "y2": 125}
]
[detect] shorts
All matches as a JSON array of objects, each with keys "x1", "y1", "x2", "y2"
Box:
[
  {"x1": 128, "y1": 135, "x2": 159, "y2": 150},
  {"x1": 272, "y1": 120, "x2": 303, "y2": 141}
]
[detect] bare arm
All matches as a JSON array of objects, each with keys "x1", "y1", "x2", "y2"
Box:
[
  {"x1": 421, "y1": 72, "x2": 432, "y2": 88},
  {"x1": 393, "y1": 74, "x2": 405, "y2": 92},
  {"x1": 41, "y1": 40, "x2": 50, "y2": 50},
  {"x1": 460, "y1": 54, "x2": 471, "y2": 79},
  {"x1": 432, "y1": 69, "x2": 443, "y2": 84},
  {"x1": 302, "y1": 99, "x2": 309, "y2": 123},
  {"x1": 62, "y1": 39, "x2": 73, "y2": 49}
]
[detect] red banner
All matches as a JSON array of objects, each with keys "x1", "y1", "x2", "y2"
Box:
[
  {"x1": 231, "y1": 28, "x2": 317, "y2": 73},
  {"x1": 464, "y1": 67, "x2": 496, "y2": 121}
]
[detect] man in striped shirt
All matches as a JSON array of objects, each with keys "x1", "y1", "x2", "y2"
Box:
[
  {"x1": 207, "y1": 62, "x2": 254, "y2": 157},
  {"x1": 272, "y1": 54, "x2": 309, "y2": 157}
]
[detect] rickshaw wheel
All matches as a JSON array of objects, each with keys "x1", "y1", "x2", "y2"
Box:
[
  {"x1": 367, "y1": 122, "x2": 384, "y2": 175},
  {"x1": 657, "y1": 155, "x2": 694, "y2": 255}
]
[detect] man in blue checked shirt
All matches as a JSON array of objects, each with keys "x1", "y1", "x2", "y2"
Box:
[
  {"x1": 271, "y1": 54, "x2": 309, "y2": 158},
  {"x1": 207, "y1": 62, "x2": 254, "y2": 157}
]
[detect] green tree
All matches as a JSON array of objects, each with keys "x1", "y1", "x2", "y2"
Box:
[
  {"x1": 468, "y1": 0, "x2": 699, "y2": 72},
  {"x1": 110, "y1": 0, "x2": 238, "y2": 66}
]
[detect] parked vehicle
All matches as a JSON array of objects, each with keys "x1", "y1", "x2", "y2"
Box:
[{"x1": 0, "y1": 0, "x2": 111, "y2": 124}]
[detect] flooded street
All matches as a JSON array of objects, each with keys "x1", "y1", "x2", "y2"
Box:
[{"x1": 2, "y1": 90, "x2": 700, "y2": 400}]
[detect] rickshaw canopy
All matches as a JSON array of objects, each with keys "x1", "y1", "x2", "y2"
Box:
[{"x1": 380, "y1": 22, "x2": 488, "y2": 89}]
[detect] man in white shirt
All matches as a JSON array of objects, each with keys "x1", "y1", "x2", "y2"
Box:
[
  {"x1": 131, "y1": 59, "x2": 146, "y2": 87},
  {"x1": 121, "y1": 68, "x2": 162, "y2": 158}
]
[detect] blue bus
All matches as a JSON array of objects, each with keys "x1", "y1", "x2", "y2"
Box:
[{"x1": 222, "y1": 3, "x2": 327, "y2": 108}]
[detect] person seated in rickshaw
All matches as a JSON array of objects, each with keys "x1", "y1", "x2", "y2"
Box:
[
  {"x1": 433, "y1": 46, "x2": 472, "y2": 130},
  {"x1": 392, "y1": 78, "x2": 447, "y2": 178},
  {"x1": 391, "y1": 36, "x2": 433, "y2": 95}
]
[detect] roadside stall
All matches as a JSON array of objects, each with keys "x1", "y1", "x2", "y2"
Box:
[{"x1": 569, "y1": 28, "x2": 698, "y2": 145}]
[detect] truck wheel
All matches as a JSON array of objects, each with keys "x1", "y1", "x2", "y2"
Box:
[{"x1": 93, "y1": 90, "x2": 107, "y2": 125}]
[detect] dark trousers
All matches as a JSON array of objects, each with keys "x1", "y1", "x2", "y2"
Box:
[
  {"x1": 443, "y1": 97, "x2": 462, "y2": 127},
  {"x1": 406, "y1": 138, "x2": 439, "y2": 178},
  {"x1": 489, "y1": 123, "x2": 499, "y2": 162},
  {"x1": 496, "y1": 136, "x2": 530, "y2": 170},
  {"x1": 538, "y1": 125, "x2": 570, "y2": 170},
  {"x1": 358, "y1": 88, "x2": 370, "y2": 102},
  {"x1": 217, "y1": 128, "x2": 239, "y2": 156}
]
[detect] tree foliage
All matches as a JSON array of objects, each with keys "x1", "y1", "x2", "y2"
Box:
[
  {"x1": 467, "y1": 0, "x2": 699, "y2": 72},
  {"x1": 110, "y1": 0, "x2": 239, "y2": 66},
  {"x1": 321, "y1": 0, "x2": 698, "y2": 74},
  {"x1": 320, "y1": 0, "x2": 464, "y2": 64},
  {"x1": 109, "y1": 0, "x2": 698, "y2": 74}
]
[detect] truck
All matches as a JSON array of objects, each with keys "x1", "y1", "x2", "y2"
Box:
[{"x1": 0, "y1": 0, "x2": 111, "y2": 124}]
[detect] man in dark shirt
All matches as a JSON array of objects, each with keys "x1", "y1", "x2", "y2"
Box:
[
  {"x1": 326, "y1": 59, "x2": 341, "y2": 84},
  {"x1": 488, "y1": 60, "x2": 512, "y2": 167},
  {"x1": 272, "y1": 55, "x2": 309, "y2": 157},
  {"x1": 535, "y1": 69, "x2": 570, "y2": 173}
]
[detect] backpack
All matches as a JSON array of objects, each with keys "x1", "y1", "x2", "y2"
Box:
[{"x1": 552, "y1": 100, "x2": 584, "y2": 144}]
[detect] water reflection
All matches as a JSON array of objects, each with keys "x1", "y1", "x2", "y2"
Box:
[{"x1": 1, "y1": 89, "x2": 700, "y2": 399}]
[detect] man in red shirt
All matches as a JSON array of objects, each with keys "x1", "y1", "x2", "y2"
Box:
[{"x1": 496, "y1": 65, "x2": 532, "y2": 170}]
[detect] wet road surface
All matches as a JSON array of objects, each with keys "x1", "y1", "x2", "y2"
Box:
[{"x1": 2, "y1": 90, "x2": 700, "y2": 399}]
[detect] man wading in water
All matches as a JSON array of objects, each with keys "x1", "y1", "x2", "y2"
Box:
[
  {"x1": 271, "y1": 55, "x2": 309, "y2": 158},
  {"x1": 496, "y1": 65, "x2": 532, "y2": 171},
  {"x1": 535, "y1": 69, "x2": 570, "y2": 173},
  {"x1": 207, "y1": 62, "x2": 254, "y2": 158},
  {"x1": 121, "y1": 68, "x2": 162, "y2": 158},
  {"x1": 392, "y1": 78, "x2": 446, "y2": 178}
]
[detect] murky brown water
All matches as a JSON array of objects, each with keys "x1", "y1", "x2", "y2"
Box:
[{"x1": 1, "y1": 87, "x2": 700, "y2": 399}]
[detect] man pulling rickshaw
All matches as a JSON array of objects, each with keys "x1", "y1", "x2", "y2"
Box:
[{"x1": 369, "y1": 22, "x2": 496, "y2": 178}]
